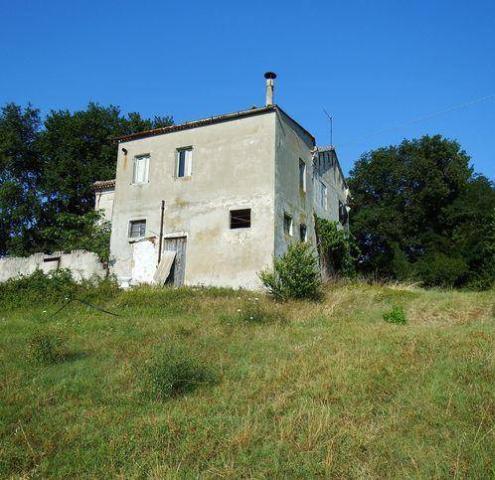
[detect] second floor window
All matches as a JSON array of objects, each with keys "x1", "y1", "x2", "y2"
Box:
[
  {"x1": 284, "y1": 213, "x2": 293, "y2": 236},
  {"x1": 177, "y1": 148, "x2": 193, "y2": 178},
  {"x1": 299, "y1": 159, "x2": 306, "y2": 192},
  {"x1": 320, "y1": 181, "x2": 327, "y2": 210},
  {"x1": 133, "y1": 155, "x2": 150, "y2": 184}
]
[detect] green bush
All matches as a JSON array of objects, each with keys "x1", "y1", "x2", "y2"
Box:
[
  {"x1": 28, "y1": 332, "x2": 67, "y2": 364},
  {"x1": 260, "y1": 242, "x2": 322, "y2": 301},
  {"x1": 383, "y1": 306, "x2": 407, "y2": 325},
  {"x1": 144, "y1": 346, "x2": 216, "y2": 400},
  {"x1": 315, "y1": 217, "x2": 357, "y2": 277},
  {"x1": 414, "y1": 253, "x2": 468, "y2": 288},
  {"x1": 0, "y1": 269, "x2": 119, "y2": 309}
]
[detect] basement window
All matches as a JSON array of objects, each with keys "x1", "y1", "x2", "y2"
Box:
[
  {"x1": 299, "y1": 224, "x2": 307, "y2": 242},
  {"x1": 176, "y1": 147, "x2": 193, "y2": 178},
  {"x1": 284, "y1": 213, "x2": 293, "y2": 236},
  {"x1": 299, "y1": 158, "x2": 306, "y2": 192},
  {"x1": 129, "y1": 219, "x2": 146, "y2": 238},
  {"x1": 132, "y1": 155, "x2": 150, "y2": 184},
  {"x1": 230, "y1": 209, "x2": 251, "y2": 229}
]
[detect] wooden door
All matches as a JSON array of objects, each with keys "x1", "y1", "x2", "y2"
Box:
[{"x1": 163, "y1": 236, "x2": 187, "y2": 286}]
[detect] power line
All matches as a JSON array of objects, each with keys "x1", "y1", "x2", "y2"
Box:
[{"x1": 338, "y1": 93, "x2": 495, "y2": 148}]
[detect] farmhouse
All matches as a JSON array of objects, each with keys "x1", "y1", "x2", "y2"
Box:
[{"x1": 95, "y1": 73, "x2": 349, "y2": 289}]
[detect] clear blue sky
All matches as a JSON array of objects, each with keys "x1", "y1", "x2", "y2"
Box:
[{"x1": 1, "y1": 0, "x2": 494, "y2": 178}]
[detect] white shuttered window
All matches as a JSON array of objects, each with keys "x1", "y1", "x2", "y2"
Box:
[{"x1": 133, "y1": 155, "x2": 150, "y2": 184}]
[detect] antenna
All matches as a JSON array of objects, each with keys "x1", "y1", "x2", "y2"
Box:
[{"x1": 323, "y1": 108, "x2": 333, "y2": 146}]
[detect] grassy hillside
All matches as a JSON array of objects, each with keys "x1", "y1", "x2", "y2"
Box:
[{"x1": 1, "y1": 282, "x2": 495, "y2": 479}]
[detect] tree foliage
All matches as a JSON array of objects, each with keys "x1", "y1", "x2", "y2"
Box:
[
  {"x1": 0, "y1": 102, "x2": 172, "y2": 257},
  {"x1": 348, "y1": 135, "x2": 495, "y2": 288}
]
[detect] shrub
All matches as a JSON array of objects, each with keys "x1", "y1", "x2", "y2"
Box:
[
  {"x1": 383, "y1": 306, "x2": 407, "y2": 325},
  {"x1": 414, "y1": 253, "x2": 468, "y2": 288},
  {"x1": 260, "y1": 242, "x2": 322, "y2": 301},
  {"x1": 144, "y1": 345, "x2": 216, "y2": 400},
  {"x1": 0, "y1": 269, "x2": 119, "y2": 309},
  {"x1": 28, "y1": 332, "x2": 67, "y2": 364},
  {"x1": 315, "y1": 217, "x2": 357, "y2": 278}
]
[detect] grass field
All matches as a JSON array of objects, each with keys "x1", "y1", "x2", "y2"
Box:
[{"x1": 1, "y1": 281, "x2": 495, "y2": 479}]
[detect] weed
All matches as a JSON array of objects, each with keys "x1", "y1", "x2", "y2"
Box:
[
  {"x1": 27, "y1": 332, "x2": 67, "y2": 364},
  {"x1": 383, "y1": 305, "x2": 407, "y2": 325},
  {"x1": 143, "y1": 345, "x2": 216, "y2": 400}
]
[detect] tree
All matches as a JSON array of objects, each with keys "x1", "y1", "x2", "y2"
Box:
[
  {"x1": 0, "y1": 103, "x2": 42, "y2": 255},
  {"x1": 0, "y1": 101, "x2": 173, "y2": 257},
  {"x1": 348, "y1": 135, "x2": 495, "y2": 288}
]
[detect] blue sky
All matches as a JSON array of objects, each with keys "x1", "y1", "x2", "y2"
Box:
[{"x1": 1, "y1": 0, "x2": 494, "y2": 178}]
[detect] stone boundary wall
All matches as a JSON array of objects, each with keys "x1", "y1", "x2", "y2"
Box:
[{"x1": 0, "y1": 250, "x2": 107, "y2": 283}]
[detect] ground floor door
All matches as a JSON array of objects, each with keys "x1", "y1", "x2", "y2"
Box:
[{"x1": 164, "y1": 236, "x2": 187, "y2": 286}]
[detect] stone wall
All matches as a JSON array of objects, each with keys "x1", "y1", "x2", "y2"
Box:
[{"x1": 0, "y1": 250, "x2": 107, "y2": 283}]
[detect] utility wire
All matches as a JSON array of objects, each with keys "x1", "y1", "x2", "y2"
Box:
[{"x1": 337, "y1": 93, "x2": 495, "y2": 148}]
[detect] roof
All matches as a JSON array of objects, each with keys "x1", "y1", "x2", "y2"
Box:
[
  {"x1": 314, "y1": 145, "x2": 348, "y2": 189},
  {"x1": 113, "y1": 105, "x2": 315, "y2": 144},
  {"x1": 93, "y1": 179, "x2": 116, "y2": 191}
]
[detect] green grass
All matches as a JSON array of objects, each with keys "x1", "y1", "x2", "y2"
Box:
[{"x1": 1, "y1": 282, "x2": 495, "y2": 478}]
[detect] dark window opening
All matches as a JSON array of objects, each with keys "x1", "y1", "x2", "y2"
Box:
[
  {"x1": 299, "y1": 224, "x2": 307, "y2": 242},
  {"x1": 284, "y1": 213, "x2": 293, "y2": 236},
  {"x1": 230, "y1": 209, "x2": 251, "y2": 229}
]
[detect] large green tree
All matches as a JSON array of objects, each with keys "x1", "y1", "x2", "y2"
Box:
[
  {"x1": 348, "y1": 135, "x2": 495, "y2": 288},
  {"x1": 0, "y1": 102, "x2": 173, "y2": 256}
]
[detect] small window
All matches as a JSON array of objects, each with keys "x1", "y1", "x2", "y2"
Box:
[
  {"x1": 299, "y1": 224, "x2": 307, "y2": 242},
  {"x1": 230, "y1": 209, "x2": 251, "y2": 229},
  {"x1": 299, "y1": 159, "x2": 306, "y2": 192},
  {"x1": 129, "y1": 219, "x2": 146, "y2": 238},
  {"x1": 320, "y1": 181, "x2": 327, "y2": 210},
  {"x1": 177, "y1": 148, "x2": 193, "y2": 178},
  {"x1": 132, "y1": 155, "x2": 150, "y2": 184},
  {"x1": 284, "y1": 213, "x2": 293, "y2": 236}
]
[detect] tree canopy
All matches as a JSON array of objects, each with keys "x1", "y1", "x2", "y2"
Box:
[
  {"x1": 348, "y1": 135, "x2": 495, "y2": 288},
  {"x1": 0, "y1": 102, "x2": 172, "y2": 256}
]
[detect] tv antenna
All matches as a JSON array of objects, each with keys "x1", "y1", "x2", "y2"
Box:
[{"x1": 323, "y1": 108, "x2": 333, "y2": 146}]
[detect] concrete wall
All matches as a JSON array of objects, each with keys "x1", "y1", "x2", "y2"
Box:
[
  {"x1": 0, "y1": 250, "x2": 107, "y2": 283},
  {"x1": 274, "y1": 111, "x2": 317, "y2": 258},
  {"x1": 110, "y1": 111, "x2": 277, "y2": 289},
  {"x1": 95, "y1": 188, "x2": 115, "y2": 223}
]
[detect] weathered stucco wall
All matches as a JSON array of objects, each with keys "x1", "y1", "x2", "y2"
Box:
[
  {"x1": 95, "y1": 188, "x2": 115, "y2": 223},
  {"x1": 274, "y1": 111, "x2": 317, "y2": 258},
  {"x1": 0, "y1": 250, "x2": 107, "y2": 283},
  {"x1": 110, "y1": 111, "x2": 277, "y2": 289}
]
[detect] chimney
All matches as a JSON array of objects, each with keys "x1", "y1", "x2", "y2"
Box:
[{"x1": 264, "y1": 71, "x2": 277, "y2": 106}]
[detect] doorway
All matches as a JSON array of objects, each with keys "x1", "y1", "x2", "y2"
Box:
[{"x1": 164, "y1": 236, "x2": 187, "y2": 286}]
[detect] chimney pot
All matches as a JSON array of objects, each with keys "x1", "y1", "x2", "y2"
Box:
[{"x1": 264, "y1": 71, "x2": 277, "y2": 106}]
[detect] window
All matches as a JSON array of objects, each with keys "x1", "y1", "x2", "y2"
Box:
[
  {"x1": 129, "y1": 219, "x2": 146, "y2": 238},
  {"x1": 177, "y1": 148, "x2": 193, "y2": 178},
  {"x1": 320, "y1": 181, "x2": 327, "y2": 210},
  {"x1": 230, "y1": 209, "x2": 251, "y2": 229},
  {"x1": 299, "y1": 158, "x2": 306, "y2": 192},
  {"x1": 284, "y1": 213, "x2": 293, "y2": 236},
  {"x1": 132, "y1": 155, "x2": 150, "y2": 184},
  {"x1": 299, "y1": 224, "x2": 307, "y2": 242},
  {"x1": 339, "y1": 201, "x2": 349, "y2": 225}
]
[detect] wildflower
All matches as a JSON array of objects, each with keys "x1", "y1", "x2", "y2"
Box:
[{"x1": 237, "y1": 309, "x2": 241, "y2": 312}]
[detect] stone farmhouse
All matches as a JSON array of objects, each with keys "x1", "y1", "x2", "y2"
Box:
[{"x1": 94, "y1": 73, "x2": 349, "y2": 289}]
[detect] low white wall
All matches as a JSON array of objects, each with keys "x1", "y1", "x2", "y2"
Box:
[{"x1": 0, "y1": 250, "x2": 107, "y2": 283}]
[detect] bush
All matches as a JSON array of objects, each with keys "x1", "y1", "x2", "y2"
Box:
[
  {"x1": 144, "y1": 345, "x2": 216, "y2": 400},
  {"x1": 0, "y1": 269, "x2": 119, "y2": 309},
  {"x1": 315, "y1": 217, "x2": 357, "y2": 278},
  {"x1": 414, "y1": 253, "x2": 468, "y2": 288},
  {"x1": 383, "y1": 306, "x2": 407, "y2": 325},
  {"x1": 260, "y1": 242, "x2": 322, "y2": 301},
  {"x1": 28, "y1": 332, "x2": 67, "y2": 364}
]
